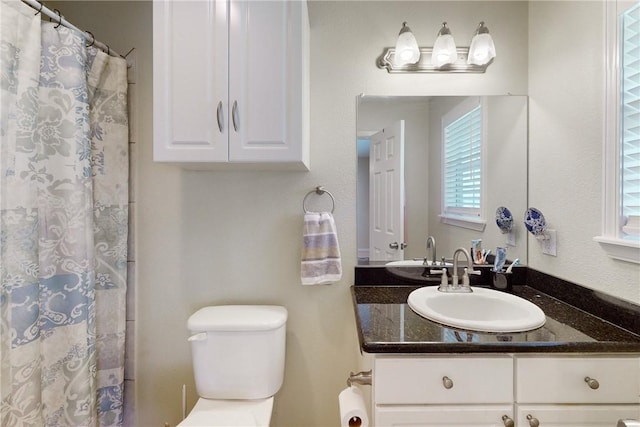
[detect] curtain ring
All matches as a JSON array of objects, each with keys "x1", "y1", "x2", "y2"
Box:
[
  {"x1": 107, "y1": 45, "x2": 111, "y2": 56},
  {"x1": 52, "y1": 9, "x2": 62, "y2": 28},
  {"x1": 86, "y1": 31, "x2": 95, "y2": 48},
  {"x1": 34, "y1": 2, "x2": 43, "y2": 16}
]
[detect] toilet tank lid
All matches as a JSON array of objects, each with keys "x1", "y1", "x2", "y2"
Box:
[{"x1": 188, "y1": 305, "x2": 288, "y2": 332}]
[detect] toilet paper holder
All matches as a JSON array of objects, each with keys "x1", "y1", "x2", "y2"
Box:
[{"x1": 347, "y1": 370, "x2": 372, "y2": 387}]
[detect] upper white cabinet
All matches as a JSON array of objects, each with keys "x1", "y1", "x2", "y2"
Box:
[{"x1": 153, "y1": 0, "x2": 309, "y2": 170}]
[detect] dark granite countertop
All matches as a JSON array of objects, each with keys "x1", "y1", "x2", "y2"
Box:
[{"x1": 351, "y1": 284, "x2": 640, "y2": 354}]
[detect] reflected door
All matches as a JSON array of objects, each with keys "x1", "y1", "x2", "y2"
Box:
[{"x1": 369, "y1": 120, "x2": 405, "y2": 261}]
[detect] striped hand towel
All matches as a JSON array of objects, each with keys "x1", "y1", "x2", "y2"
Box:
[{"x1": 301, "y1": 212, "x2": 342, "y2": 285}]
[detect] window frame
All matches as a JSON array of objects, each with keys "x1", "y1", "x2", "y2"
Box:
[
  {"x1": 594, "y1": 0, "x2": 640, "y2": 264},
  {"x1": 439, "y1": 96, "x2": 487, "y2": 232}
]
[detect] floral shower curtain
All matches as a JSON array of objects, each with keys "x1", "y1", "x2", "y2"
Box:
[{"x1": 0, "y1": 1, "x2": 129, "y2": 426}]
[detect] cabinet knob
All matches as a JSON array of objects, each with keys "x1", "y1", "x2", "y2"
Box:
[
  {"x1": 584, "y1": 376, "x2": 600, "y2": 389},
  {"x1": 526, "y1": 414, "x2": 540, "y2": 427},
  {"x1": 501, "y1": 415, "x2": 515, "y2": 427},
  {"x1": 232, "y1": 100, "x2": 239, "y2": 132},
  {"x1": 442, "y1": 376, "x2": 453, "y2": 389},
  {"x1": 216, "y1": 101, "x2": 224, "y2": 133}
]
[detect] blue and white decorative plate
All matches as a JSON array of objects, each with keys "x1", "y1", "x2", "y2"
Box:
[
  {"x1": 524, "y1": 207, "x2": 546, "y2": 236},
  {"x1": 495, "y1": 206, "x2": 513, "y2": 233}
]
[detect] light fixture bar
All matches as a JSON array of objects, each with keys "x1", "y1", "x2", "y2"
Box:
[{"x1": 378, "y1": 47, "x2": 493, "y2": 73}]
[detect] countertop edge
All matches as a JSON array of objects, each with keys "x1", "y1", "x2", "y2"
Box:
[
  {"x1": 351, "y1": 285, "x2": 640, "y2": 355},
  {"x1": 361, "y1": 342, "x2": 640, "y2": 354}
]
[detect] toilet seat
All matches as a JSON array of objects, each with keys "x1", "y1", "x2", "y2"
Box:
[{"x1": 177, "y1": 397, "x2": 274, "y2": 427}]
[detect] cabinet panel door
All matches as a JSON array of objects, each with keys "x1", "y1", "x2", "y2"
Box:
[
  {"x1": 154, "y1": 0, "x2": 228, "y2": 162},
  {"x1": 517, "y1": 404, "x2": 640, "y2": 427},
  {"x1": 375, "y1": 405, "x2": 513, "y2": 427},
  {"x1": 228, "y1": 0, "x2": 307, "y2": 163},
  {"x1": 375, "y1": 356, "x2": 513, "y2": 404},
  {"x1": 516, "y1": 356, "x2": 640, "y2": 404}
]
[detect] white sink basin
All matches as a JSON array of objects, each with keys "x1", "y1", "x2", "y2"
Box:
[
  {"x1": 407, "y1": 286, "x2": 546, "y2": 333},
  {"x1": 385, "y1": 260, "x2": 452, "y2": 267}
]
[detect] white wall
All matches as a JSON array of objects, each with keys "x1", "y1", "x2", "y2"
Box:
[
  {"x1": 43, "y1": 1, "x2": 639, "y2": 427},
  {"x1": 528, "y1": 1, "x2": 640, "y2": 304}
]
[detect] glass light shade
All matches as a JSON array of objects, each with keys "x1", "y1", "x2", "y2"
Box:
[
  {"x1": 394, "y1": 23, "x2": 420, "y2": 66},
  {"x1": 468, "y1": 33, "x2": 496, "y2": 65},
  {"x1": 431, "y1": 33, "x2": 457, "y2": 67}
]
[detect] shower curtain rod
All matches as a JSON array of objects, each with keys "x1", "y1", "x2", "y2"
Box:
[{"x1": 21, "y1": 0, "x2": 123, "y2": 58}]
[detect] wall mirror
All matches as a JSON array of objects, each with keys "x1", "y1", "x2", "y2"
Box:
[{"x1": 356, "y1": 94, "x2": 528, "y2": 266}]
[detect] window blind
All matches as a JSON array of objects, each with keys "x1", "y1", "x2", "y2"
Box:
[
  {"x1": 443, "y1": 105, "x2": 482, "y2": 217},
  {"x1": 621, "y1": 3, "x2": 639, "y2": 238}
]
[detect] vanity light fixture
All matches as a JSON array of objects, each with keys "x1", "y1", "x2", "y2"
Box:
[
  {"x1": 431, "y1": 22, "x2": 458, "y2": 68},
  {"x1": 377, "y1": 21, "x2": 496, "y2": 73},
  {"x1": 467, "y1": 22, "x2": 496, "y2": 66},
  {"x1": 394, "y1": 22, "x2": 420, "y2": 66}
]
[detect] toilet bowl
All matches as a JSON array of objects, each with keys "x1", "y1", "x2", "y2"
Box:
[
  {"x1": 178, "y1": 305, "x2": 287, "y2": 427},
  {"x1": 177, "y1": 397, "x2": 273, "y2": 427}
]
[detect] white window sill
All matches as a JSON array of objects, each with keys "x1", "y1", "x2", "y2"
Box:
[
  {"x1": 593, "y1": 236, "x2": 640, "y2": 264},
  {"x1": 439, "y1": 214, "x2": 487, "y2": 232}
]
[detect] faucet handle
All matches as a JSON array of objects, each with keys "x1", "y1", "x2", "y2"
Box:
[
  {"x1": 462, "y1": 268, "x2": 481, "y2": 287},
  {"x1": 435, "y1": 268, "x2": 449, "y2": 290}
]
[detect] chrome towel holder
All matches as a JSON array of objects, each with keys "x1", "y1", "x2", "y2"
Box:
[
  {"x1": 303, "y1": 186, "x2": 335, "y2": 213},
  {"x1": 347, "y1": 370, "x2": 372, "y2": 387}
]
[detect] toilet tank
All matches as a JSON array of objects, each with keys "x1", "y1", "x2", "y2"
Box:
[{"x1": 187, "y1": 305, "x2": 287, "y2": 400}]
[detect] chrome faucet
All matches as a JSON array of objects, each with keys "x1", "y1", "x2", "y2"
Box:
[
  {"x1": 424, "y1": 236, "x2": 436, "y2": 266},
  {"x1": 448, "y1": 247, "x2": 481, "y2": 292}
]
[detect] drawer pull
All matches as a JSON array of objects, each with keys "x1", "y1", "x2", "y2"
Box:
[
  {"x1": 232, "y1": 100, "x2": 239, "y2": 132},
  {"x1": 527, "y1": 414, "x2": 540, "y2": 427},
  {"x1": 442, "y1": 376, "x2": 453, "y2": 389},
  {"x1": 216, "y1": 101, "x2": 224, "y2": 133},
  {"x1": 501, "y1": 415, "x2": 515, "y2": 427},
  {"x1": 584, "y1": 376, "x2": 600, "y2": 389}
]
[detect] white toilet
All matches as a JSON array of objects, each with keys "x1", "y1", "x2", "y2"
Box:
[{"x1": 178, "y1": 305, "x2": 288, "y2": 427}]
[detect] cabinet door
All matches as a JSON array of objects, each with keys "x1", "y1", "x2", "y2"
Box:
[
  {"x1": 153, "y1": 0, "x2": 229, "y2": 162},
  {"x1": 374, "y1": 356, "x2": 513, "y2": 405},
  {"x1": 516, "y1": 356, "x2": 640, "y2": 404},
  {"x1": 375, "y1": 405, "x2": 514, "y2": 427},
  {"x1": 228, "y1": 0, "x2": 308, "y2": 164},
  {"x1": 517, "y1": 405, "x2": 640, "y2": 427}
]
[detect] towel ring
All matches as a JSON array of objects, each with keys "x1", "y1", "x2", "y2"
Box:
[{"x1": 303, "y1": 186, "x2": 335, "y2": 214}]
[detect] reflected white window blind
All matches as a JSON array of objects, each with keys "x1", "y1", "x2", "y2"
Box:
[
  {"x1": 621, "y1": 3, "x2": 640, "y2": 238},
  {"x1": 443, "y1": 104, "x2": 482, "y2": 218}
]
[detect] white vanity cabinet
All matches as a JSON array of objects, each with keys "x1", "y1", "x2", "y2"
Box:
[
  {"x1": 372, "y1": 355, "x2": 640, "y2": 427},
  {"x1": 515, "y1": 356, "x2": 640, "y2": 427},
  {"x1": 153, "y1": 0, "x2": 309, "y2": 169},
  {"x1": 373, "y1": 356, "x2": 516, "y2": 426}
]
